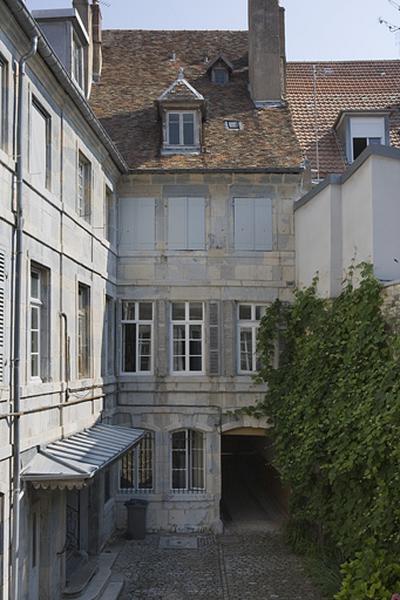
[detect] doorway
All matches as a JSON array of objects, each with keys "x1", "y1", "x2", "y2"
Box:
[{"x1": 220, "y1": 431, "x2": 287, "y2": 527}]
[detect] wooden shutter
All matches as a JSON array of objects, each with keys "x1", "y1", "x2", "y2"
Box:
[
  {"x1": 187, "y1": 198, "x2": 205, "y2": 250},
  {"x1": 168, "y1": 197, "x2": 187, "y2": 250},
  {"x1": 119, "y1": 198, "x2": 155, "y2": 252},
  {"x1": 0, "y1": 249, "x2": 5, "y2": 383},
  {"x1": 208, "y1": 301, "x2": 220, "y2": 376},
  {"x1": 156, "y1": 300, "x2": 168, "y2": 376},
  {"x1": 254, "y1": 198, "x2": 273, "y2": 251},
  {"x1": 234, "y1": 198, "x2": 254, "y2": 250},
  {"x1": 223, "y1": 300, "x2": 236, "y2": 377}
]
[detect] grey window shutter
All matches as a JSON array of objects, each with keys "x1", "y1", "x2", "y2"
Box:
[
  {"x1": 0, "y1": 249, "x2": 5, "y2": 383},
  {"x1": 208, "y1": 301, "x2": 220, "y2": 376},
  {"x1": 187, "y1": 198, "x2": 205, "y2": 250},
  {"x1": 223, "y1": 300, "x2": 236, "y2": 377},
  {"x1": 134, "y1": 198, "x2": 156, "y2": 250},
  {"x1": 254, "y1": 198, "x2": 273, "y2": 251},
  {"x1": 234, "y1": 198, "x2": 254, "y2": 250},
  {"x1": 168, "y1": 197, "x2": 187, "y2": 249}
]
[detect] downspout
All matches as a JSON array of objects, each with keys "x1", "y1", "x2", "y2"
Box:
[{"x1": 11, "y1": 35, "x2": 38, "y2": 600}]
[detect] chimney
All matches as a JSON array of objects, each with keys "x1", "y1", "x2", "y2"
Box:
[
  {"x1": 73, "y1": 0, "x2": 90, "y2": 31},
  {"x1": 248, "y1": 0, "x2": 286, "y2": 108},
  {"x1": 92, "y1": 0, "x2": 102, "y2": 82}
]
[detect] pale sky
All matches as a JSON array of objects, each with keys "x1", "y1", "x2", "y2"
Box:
[{"x1": 25, "y1": 0, "x2": 400, "y2": 61}]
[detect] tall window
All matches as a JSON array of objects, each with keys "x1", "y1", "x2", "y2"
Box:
[
  {"x1": 72, "y1": 34, "x2": 84, "y2": 90},
  {"x1": 30, "y1": 98, "x2": 51, "y2": 190},
  {"x1": 171, "y1": 430, "x2": 205, "y2": 491},
  {"x1": 234, "y1": 197, "x2": 273, "y2": 251},
  {"x1": 168, "y1": 197, "x2": 205, "y2": 250},
  {"x1": 120, "y1": 432, "x2": 154, "y2": 491},
  {"x1": 0, "y1": 56, "x2": 7, "y2": 151},
  {"x1": 102, "y1": 296, "x2": 115, "y2": 377},
  {"x1": 122, "y1": 302, "x2": 153, "y2": 374},
  {"x1": 78, "y1": 152, "x2": 91, "y2": 221},
  {"x1": 78, "y1": 284, "x2": 90, "y2": 378},
  {"x1": 104, "y1": 186, "x2": 115, "y2": 244},
  {"x1": 171, "y1": 302, "x2": 203, "y2": 373},
  {"x1": 30, "y1": 265, "x2": 49, "y2": 380},
  {"x1": 167, "y1": 111, "x2": 195, "y2": 146},
  {"x1": 238, "y1": 304, "x2": 266, "y2": 374}
]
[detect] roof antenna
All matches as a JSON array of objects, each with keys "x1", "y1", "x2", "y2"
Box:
[
  {"x1": 178, "y1": 67, "x2": 185, "y2": 80},
  {"x1": 312, "y1": 65, "x2": 320, "y2": 183}
]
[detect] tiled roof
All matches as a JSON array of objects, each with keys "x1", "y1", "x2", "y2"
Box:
[
  {"x1": 287, "y1": 60, "x2": 400, "y2": 177},
  {"x1": 90, "y1": 30, "x2": 303, "y2": 171},
  {"x1": 90, "y1": 30, "x2": 400, "y2": 175}
]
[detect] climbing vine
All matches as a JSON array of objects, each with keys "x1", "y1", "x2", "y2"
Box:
[{"x1": 254, "y1": 264, "x2": 400, "y2": 599}]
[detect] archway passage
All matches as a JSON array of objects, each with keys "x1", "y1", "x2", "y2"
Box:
[{"x1": 220, "y1": 431, "x2": 288, "y2": 527}]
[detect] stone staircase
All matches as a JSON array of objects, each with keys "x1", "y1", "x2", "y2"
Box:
[{"x1": 63, "y1": 551, "x2": 124, "y2": 600}]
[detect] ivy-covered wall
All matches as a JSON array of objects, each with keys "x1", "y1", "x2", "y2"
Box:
[{"x1": 254, "y1": 266, "x2": 400, "y2": 600}]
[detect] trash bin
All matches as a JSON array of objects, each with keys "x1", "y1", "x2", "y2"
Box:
[{"x1": 125, "y1": 499, "x2": 148, "y2": 540}]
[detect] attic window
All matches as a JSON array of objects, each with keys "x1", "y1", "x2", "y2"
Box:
[
  {"x1": 225, "y1": 120, "x2": 242, "y2": 131},
  {"x1": 212, "y1": 67, "x2": 229, "y2": 85}
]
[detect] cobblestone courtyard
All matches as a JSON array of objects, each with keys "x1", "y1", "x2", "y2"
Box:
[{"x1": 108, "y1": 525, "x2": 322, "y2": 600}]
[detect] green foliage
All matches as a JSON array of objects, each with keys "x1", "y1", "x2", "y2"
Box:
[{"x1": 255, "y1": 264, "x2": 400, "y2": 599}]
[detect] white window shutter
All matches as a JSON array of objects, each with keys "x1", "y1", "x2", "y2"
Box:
[
  {"x1": 0, "y1": 249, "x2": 5, "y2": 383},
  {"x1": 168, "y1": 197, "x2": 187, "y2": 250},
  {"x1": 187, "y1": 198, "x2": 205, "y2": 250},
  {"x1": 133, "y1": 198, "x2": 156, "y2": 250},
  {"x1": 234, "y1": 198, "x2": 254, "y2": 250},
  {"x1": 254, "y1": 198, "x2": 273, "y2": 251}
]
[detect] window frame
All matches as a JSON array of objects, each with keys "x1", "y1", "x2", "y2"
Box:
[
  {"x1": 77, "y1": 283, "x2": 91, "y2": 379},
  {"x1": 166, "y1": 110, "x2": 197, "y2": 147},
  {"x1": 29, "y1": 264, "x2": 50, "y2": 382},
  {"x1": 212, "y1": 66, "x2": 229, "y2": 85},
  {"x1": 170, "y1": 302, "x2": 205, "y2": 375},
  {"x1": 170, "y1": 429, "x2": 205, "y2": 493},
  {"x1": 104, "y1": 185, "x2": 115, "y2": 244},
  {"x1": 30, "y1": 97, "x2": 51, "y2": 191},
  {"x1": 237, "y1": 303, "x2": 267, "y2": 375},
  {"x1": 77, "y1": 151, "x2": 92, "y2": 222},
  {"x1": 72, "y1": 33, "x2": 84, "y2": 90},
  {"x1": 119, "y1": 431, "x2": 155, "y2": 492},
  {"x1": 233, "y1": 197, "x2": 273, "y2": 252},
  {"x1": 121, "y1": 301, "x2": 154, "y2": 375}
]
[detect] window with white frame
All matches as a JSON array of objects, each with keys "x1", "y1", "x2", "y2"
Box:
[
  {"x1": 167, "y1": 111, "x2": 196, "y2": 146},
  {"x1": 171, "y1": 302, "x2": 204, "y2": 373},
  {"x1": 30, "y1": 98, "x2": 51, "y2": 190},
  {"x1": 168, "y1": 197, "x2": 205, "y2": 250},
  {"x1": 237, "y1": 304, "x2": 266, "y2": 374},
  {"x1": 120, "y1": 432, "x2": 154, "y2": 491},
  {"x1": 0, "y1": 56, "x2": 8, "y2": 151},
  {"x1": 171, "y1": 429, "x2": 205, "y2": 491},
  {"x1": 30, "y1": 265, "x2": 49, "y2": 380},
  {"x1": 72, "y1": 34, "x2": 84, "y2": 90},
  {"x1": 78, "y1": 283, "x2": 90, "y2": 379},
  {"x1": 234, "y1": 197, "x2": 273, "y2": 251},
  {"x1": 349, "y1": 116, "x2": 385, "y2": 162},
  {"x1": 78, "y1": 152, "x2": 91, "y2": 221},
  {"x1": 121, "y1": 302, "x2": 153, "y2": 374},
  {"x1": 104, "y1": 186, "x2": 115, "y2": 244}
]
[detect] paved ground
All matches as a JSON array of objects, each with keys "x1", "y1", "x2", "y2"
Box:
[{"x1": 108, "y1": 525, "x2": 323, "y2": 600}]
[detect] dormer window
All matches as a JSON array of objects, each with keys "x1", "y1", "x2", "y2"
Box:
[
  {"x1": 158, "y1": 69, "x2": 205, "y2": 156},
  {"x1": 334, "y1": 111, "x2": 388, "y2": 164},
  {"x1": 212, "y1": 67, "x2": 229, "y2": 85},
  {"x1": 72, "y1": 34, "x2": 84, "y2": 89},
  {"x1": 168, "y1": 112, "x2": 195, "y2": 146}
]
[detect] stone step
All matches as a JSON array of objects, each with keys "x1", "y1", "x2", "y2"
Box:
[
  {"x1": 64, "y1": 553, "x2": 119, "y2": 600},
  {"x1": 64, "y1": 557, "x2": 99, "y2": 597},
  {"x1": 98, "y1": 575, "x2": 125, "y2": 600}
]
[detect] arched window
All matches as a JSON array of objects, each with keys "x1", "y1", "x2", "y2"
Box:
[
  {"x1": 171, "y1": 429, "x2": 205, "y2": 492},
  {"x1": 120, "y1": 431, "x2": 154, "y2": 492}
]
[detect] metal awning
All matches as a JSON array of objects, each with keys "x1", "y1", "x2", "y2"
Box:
[{"x1": 21, "y1": 424, "x2": 144, "y2": 490}]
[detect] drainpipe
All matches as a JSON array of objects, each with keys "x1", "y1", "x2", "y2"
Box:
[{"x1": 11, "y1": 35, "x2": 38, "y2": 600}]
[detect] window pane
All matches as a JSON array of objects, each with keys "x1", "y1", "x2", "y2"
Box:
[
  {"x1": 31, "y1": 306, "x2": 39, "y2": 330},
  {"x1": 169, "y1": 113, "x2": 180, "y2": 145},
  {"x1": 138, "y1": 324, "x2": 151, "y2": 372},
  {"x1": 189, "y1": 302, "x2": 203, "y2": 321},
  {"x1": 353, "y1": 137, "x2": 368, "y2": 160},
  {"x1": 172, "y1": 303, "x2": 185, "y2": 320},
  {"x1": 122, "y1": 302, "x2": 136, "y2": 321},
  {"x1": 189, "y1": 324, "x2": 202, "y2": 339},
  {"x1": 123, "y1": 323, "x2": 136, "y2": 372},
  {"x1": 139, "y1": 302, "x2": 153, "y2": 321},
  {"x1": 214, "y1": 68, "x2": 228, "y2": 85},
  {"x1": 369, "y1": 137, "x2": 382, "y2": 145},
  {"x1": 31, "y1": 272, "x2": 40, "y2": 299},
  {"x1": 255, "y1": 306, "x2": 266, "y2": 321},
  {"x1": 172, "y1": 470, "x2": 186, "y2": 489},
  {"x1": 189, "y1": 356, "x2": 202, "y2": 371},
  {"x1": 31, "y1": 354, "x2": 39, "y2": 378},
  {"x1": 190, "y1": 431, "x2": 204, "y2": 490},
  {"x1": 172, "y1": 431, "x2": 186, "y2": 450},
  {"x1": 138, "y1": 433, "x2": 153, "y2": 489},
  {"x1": 183, "y1": 114, "x2": 195, "y2": 145},
  {"x1": 239, "y1": 305, "x2": 252, "y2": 320},
  {"x1": 240, "y1": 328, "x2": 253, "y2": 371}
]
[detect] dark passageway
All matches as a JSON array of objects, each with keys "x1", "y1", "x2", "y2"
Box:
[{"x1": 220, "y1": 433, "x2": 288, "y2": 527}]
